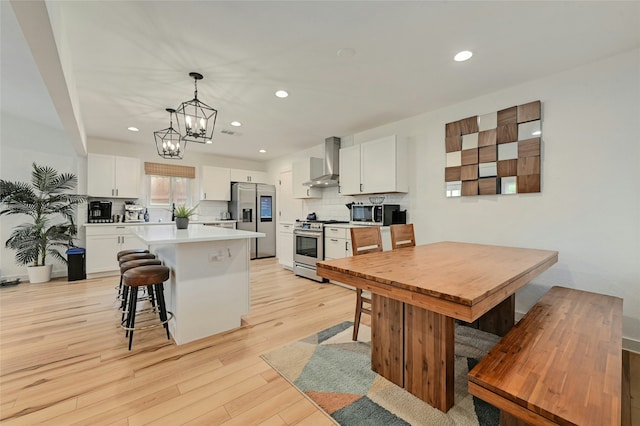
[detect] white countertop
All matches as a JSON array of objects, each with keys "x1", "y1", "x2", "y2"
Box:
[
  {"x1": 130, "y1": 224, "x2": 264, "y2": 244},
  {"x1": 84, "y1": 220, "x2": 237, "y2": 227}
]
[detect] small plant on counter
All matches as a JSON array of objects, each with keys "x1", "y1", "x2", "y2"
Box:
[
  {"x1": 173, "y1": 203, "x2": 199, "y2": 218},
  {"x1": 172, "y1": 203, "x2": 198, "y2": 229}
]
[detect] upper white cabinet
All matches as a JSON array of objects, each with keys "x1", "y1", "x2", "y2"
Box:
[
  {"x1": 339, "y1": 135, "x2": 408, "y2": 195},
  {"x1": 230, "y1": 169, "x2": 268, "y2": 184},
  {"x1": 338, "y1": 145, "x2": 361, "y2": 195},
  {"x1": 278, "y1": 170, "x2": 302, "y2": 222},
  {"x1": 88, "y1": 154, "x2": 140, "y2": 198},
  {"x1": 201, "y1": 166, "x2": 231, "y2": 201},
  {"x1": 292, "y1": 158, "x2": 323, "y2": 199}
]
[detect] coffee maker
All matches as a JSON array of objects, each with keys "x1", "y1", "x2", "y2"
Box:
[
  {"x1": 88, "y1": 201, "x2": 113, "y2": 223},
  {"x1": 124, "y1": 202, "x2": 144, "y2": 223}
]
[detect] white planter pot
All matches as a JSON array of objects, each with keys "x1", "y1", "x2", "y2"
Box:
[{"x1": 27, "y1": 264, "x2": 53, "y2": 283}]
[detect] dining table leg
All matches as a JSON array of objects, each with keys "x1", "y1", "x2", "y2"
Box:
[
  {"x1": 404, "y1": 305, "x2": 455, "y2": 412},
  {"x1": 371, "y1": 293, "x2": 404, "y2": 387}
]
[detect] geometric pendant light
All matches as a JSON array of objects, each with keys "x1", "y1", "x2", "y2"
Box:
[
  {"x1": 175, "y1": 72, "x2": 218, "y2": 144},
  {"x1": 154, "y1": 108, "x2": 185, "y2": 159}
]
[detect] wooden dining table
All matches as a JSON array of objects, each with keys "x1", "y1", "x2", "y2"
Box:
[{"x1": 316, "y1": 241, "x2": 558, "y2": 412}]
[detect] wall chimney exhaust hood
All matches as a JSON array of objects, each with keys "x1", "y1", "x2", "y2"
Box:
[{"x1": 303, "y1": 136, "x2": 340, "y2": 187}]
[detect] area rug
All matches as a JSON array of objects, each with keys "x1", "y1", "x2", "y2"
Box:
[{"x1": 261, "y1": 321, "x2": 502, "y2": 425}]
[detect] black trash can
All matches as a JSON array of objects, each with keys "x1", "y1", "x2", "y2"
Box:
[{"x1": 66, "y1": 247, "x2": 86, "y2": 281}]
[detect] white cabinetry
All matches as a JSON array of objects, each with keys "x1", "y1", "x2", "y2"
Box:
[
  {"x1": 230, "y1": 169, "x2": 268, "y2": 184},
  {"x1": 324, "y1": 226, "x2": 352, "y2": 260},
  {"x1": 86, "y1": 225, "x2": 146, "y2": 274},
  {"x1": 292, "y1": 158, "x2": 323, "y2": 199},
  {"x1": 278, "y1": 170, "x2": 302, "y2": 222},
  {"x1": 338, "y1": 135, "x2": 408, "y2": 195},
  {"x1": 278, "y1": 222, "x2": 294, "y2": 269},
  {"x1": 201, "y1": 166, "x2": 231, "y2": 201},
  {"x1": 88, "y1": 154, "x2": 140, "y2": 198}
]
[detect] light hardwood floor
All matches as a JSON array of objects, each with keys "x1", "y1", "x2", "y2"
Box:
[{"x1": 0, "y1": 258, "x2": 638, "y2": 425}]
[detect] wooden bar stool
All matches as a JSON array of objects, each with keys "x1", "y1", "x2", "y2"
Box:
[
  {"x1": 349, "y1": 226, "x2": 383, "y2": 341},
  {"x1": 119, "y1": 258, "x2": 163, "y2": 322},
  {"x1": 122, "y1": 265, "x2": 173, "y2": 350}
]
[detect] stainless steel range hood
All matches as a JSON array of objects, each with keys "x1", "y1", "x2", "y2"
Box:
[{"x1": 303, "y1": 137, "x2": 341, "y2": 187}]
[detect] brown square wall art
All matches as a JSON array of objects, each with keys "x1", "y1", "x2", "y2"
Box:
[{"x1": 444, "y1": 100, "x2": 542, "y2": 197}]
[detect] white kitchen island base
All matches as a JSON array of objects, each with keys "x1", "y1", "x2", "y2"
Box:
[{"x1": 130, "y1": 225, "x2": 263, "y2": 345}]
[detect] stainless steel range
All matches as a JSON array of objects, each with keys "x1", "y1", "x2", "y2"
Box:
[{"x1": 293, "y1": 220, "x2": 348, "y2": 282}]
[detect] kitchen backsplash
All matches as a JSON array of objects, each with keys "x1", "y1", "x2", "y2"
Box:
[
  {"x1": 301, "y1": 187, "x2": 410, "y2": 222},
  {"x1": 87, "y1": 197, "x2": 228, "y2": 222}
]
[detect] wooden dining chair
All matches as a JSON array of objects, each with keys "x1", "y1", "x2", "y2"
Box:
[
  {"x1": 390, "y1": 223, "x2": 415, "y2": 249},
  {"x1": 349, "y1": 226, "x2": 383, "y2": 341}
]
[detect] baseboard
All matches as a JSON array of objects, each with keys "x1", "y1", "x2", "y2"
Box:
[{"x1": 623, "y1": 337, "x2": 640, "y2": 354}]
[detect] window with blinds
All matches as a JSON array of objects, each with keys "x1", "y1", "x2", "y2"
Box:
[{"x1": 145, "y1": 162, "x2": 195, "y2": 207}]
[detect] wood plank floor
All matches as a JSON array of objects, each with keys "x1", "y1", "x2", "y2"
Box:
[{"x1": 1, "y1": 258, "x2": 638, "y2": 425}]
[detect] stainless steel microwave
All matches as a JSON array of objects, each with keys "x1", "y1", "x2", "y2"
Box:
[{"x1": 350, "y1": 204, "x2": 402, "y2": 226}]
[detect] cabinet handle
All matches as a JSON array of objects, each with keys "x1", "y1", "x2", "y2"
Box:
[
  {"x1": 345, "y1": 241, "x2": 349, "y2": 251},
  {"x1": 116, "y1": 188, "x2": 119, "y2": 196},
  {"x1": 338, "y1": 185, "x2": 341, "y2": 194},
  {"x1": 306, "y1": 189, "x2": 310, "y2": 196},
  {"x1": 330, "y1": 239, "x2": 338, "y2": 242},
  {"x1": 111, "y1": 189, "x2": 114, "y2": 196},
  {"x1": 329, "y1": 228, "x2": 337, "y2": 231},
  {"x1": 360, "y1": 184, "x2": 363, "y2": 192},
  {"x1": 204, "y1": 192, "x2": 207, "y2": 199}
]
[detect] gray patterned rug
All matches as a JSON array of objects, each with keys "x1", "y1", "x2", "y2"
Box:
[{"x1": 262, "y1": 321, "x2": 501, "y2": 425}]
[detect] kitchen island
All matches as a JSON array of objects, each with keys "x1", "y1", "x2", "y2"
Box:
[{"x1": 129, "y1": 224, "x2": 264, "y2": 345}]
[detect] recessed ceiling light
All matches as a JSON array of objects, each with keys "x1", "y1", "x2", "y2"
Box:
[
  {"x1": 206, "y1": 140, "x2": 212, "y2": 144},
  {"x1": 275, "y1": 90, "x2": 289, "y2": 98},
  {"x1": 259, "y1": 149, "x2": 266, "y2": 153},
  {"x1": 454, "y1": 50, "x2": 473, "y2": 62},
  {"x1": 127, "y1": 126, "x2": 139, "y2": 132},
  {"x1": 337, "y1": 48, "x2": 356, "y2": 58},
  {"x1": 231, "y1": 121, "x2": 242, "y2": 127},
  {"x1": 532, "y1": 130, "x2": 542, "y2": 136}
]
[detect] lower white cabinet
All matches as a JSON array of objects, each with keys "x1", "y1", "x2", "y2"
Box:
[
  {"x1": 278, "y1": 222, "x2": 294, "y2": 269},
  {"x1": 86, "y1": 225, "x2": 146, "y2": 274},
  {"x1": 324, "y1": 226, "x2": 352, "y2": 260}
]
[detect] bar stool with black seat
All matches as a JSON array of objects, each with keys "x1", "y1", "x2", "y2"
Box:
[
  {"x1": 122, "y1": 265, "x2": 173, "y2": 350},
  {"x1": 390, "y1": 223, "x2": 416, "y2": 249},
  {"x1": 349, "y1": 226, "x2": 383, "y2": 341},
  {"x1": 119, "y1": 258, "x2": 163, "y2": 323}
]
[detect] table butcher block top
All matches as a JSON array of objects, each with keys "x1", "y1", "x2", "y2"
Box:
[{"x1": 317, "y1": 241, "x2": 558, "y2": 310}]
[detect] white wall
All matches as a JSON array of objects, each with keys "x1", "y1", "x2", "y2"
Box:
[
  {"x1": 0, "y1": 112, "x2": 85, "y2": 279},
  {"x1": 342, "y1": 49, "x2": 640, "y2": 345}
]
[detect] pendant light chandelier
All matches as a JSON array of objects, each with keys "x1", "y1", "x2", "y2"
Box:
[
  {"x1": 176, "y1": 72, "x2": 218, "y2": 144},
  {"x1": 154, "y1": 108, "x2": 185, "y2": 159}
]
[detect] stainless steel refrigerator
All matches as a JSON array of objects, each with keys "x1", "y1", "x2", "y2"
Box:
[{"x1": 229, "y1": 183, "x2": 276, "y2": 259}]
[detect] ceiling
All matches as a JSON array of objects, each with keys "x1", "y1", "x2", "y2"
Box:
[{"x1": 3, "y1": 1, "x2": 639, "y2": 161}]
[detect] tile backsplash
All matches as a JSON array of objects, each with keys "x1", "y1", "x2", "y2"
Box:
[{"x1": 301, "y1": 187, "x2": 410, "y2": 222}]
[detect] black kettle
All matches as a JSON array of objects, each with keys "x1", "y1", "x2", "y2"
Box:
[{"x1": 306, "y1": 212, "x2": 317, "y2": 221}]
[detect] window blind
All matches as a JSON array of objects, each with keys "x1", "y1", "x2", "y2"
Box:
[{"x1": 144, "y1": 162, "x2": 195, "y2": 179}]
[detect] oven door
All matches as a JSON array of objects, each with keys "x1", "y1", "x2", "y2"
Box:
[{"x1": 293, "y1": 231, "x2": 323, "y2": 265}]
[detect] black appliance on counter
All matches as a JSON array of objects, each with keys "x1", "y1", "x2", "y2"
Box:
[
  {"x1": 350, "y1": 204, "x2": 404, "y2": 226},
  {"x1": 88, "y1": 200, "x2": 113, "y2": 223}
]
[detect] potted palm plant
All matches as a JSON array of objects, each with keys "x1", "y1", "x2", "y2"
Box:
[
  {"x1": 173, "y1": 203, "x2": 198, "y2": 229},
  {"x1": 0, "y1": 163, "x2": 86, "y2": 283}
]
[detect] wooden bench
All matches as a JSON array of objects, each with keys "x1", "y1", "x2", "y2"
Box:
[{"x1": 468, "y1": 286, "x2": 624, "y2": 426}]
